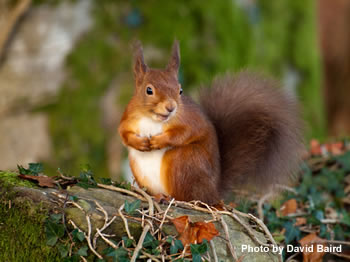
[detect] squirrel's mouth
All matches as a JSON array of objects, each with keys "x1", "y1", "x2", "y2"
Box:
[
  {"x1": 154, "y1": 112, "x2": 171, "y2": 121},
  {"x1": 151, "y1": 109, "x2": 176, "y2": 122}
]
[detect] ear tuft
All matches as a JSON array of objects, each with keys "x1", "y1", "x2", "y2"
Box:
[
  {"x1": 133, "y1": 41, "x2": 148, "y2": 77},
  {"x1": 166, "y1": 40, "x2": 180, "y2": 76}
]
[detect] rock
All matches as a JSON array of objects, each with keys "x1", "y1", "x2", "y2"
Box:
[
  {"x1": 0, "y1": 172, "x2": 280, "y2": 261},
  {"x1": 0, "y1": 113, "x2": 52, "y2": 170}
]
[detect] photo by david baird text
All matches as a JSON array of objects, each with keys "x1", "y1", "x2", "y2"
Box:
[{"x1": 241, "y1": 244, "x2": 342, "y2": 255}]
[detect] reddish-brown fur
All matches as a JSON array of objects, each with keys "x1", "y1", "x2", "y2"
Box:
[{"x1": 119, "y1": 41, "x2": 304, "y2": 204}]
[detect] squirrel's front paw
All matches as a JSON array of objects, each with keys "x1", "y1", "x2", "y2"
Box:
[
  {"x1": 130, "y1": 136, "x2": 151, "y2": 152},
  {"x1": 150, "y1": 134, "x2": 168, "y2": 150}
]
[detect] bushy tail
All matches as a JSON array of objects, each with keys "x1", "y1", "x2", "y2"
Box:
[{"x1": 199, "y1": 72, "x2": 304, "y2": 196}]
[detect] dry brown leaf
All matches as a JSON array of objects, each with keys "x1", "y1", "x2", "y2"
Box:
[
  {"x1": 310, "y1": 139, "x2": 322, "y2": 156},
  {"x1": 18, "y1": 174, "x2": 56, "y2": 188},
  {"x1": 172, "y1": 215, "x2": 189, "y2": 234},
  {"x1": 228, "y1": 202, "x2": 237, "y2": 209},
  {"x1": 279, "y1": 199, "x2": 298, "y2": 216},
  {"x1": 299, "y1": 233, "x2": 326, "y2": 262},
  {"x1": 294, "y1": 217, "x2": 307, "y2": 226},
  {"x1": 171, "y1": 215, "x2": 219, "y2": 246},
  {"x1": 213, "y1": 200, "x2": 226, "y2": 211},
  {"x1": 195, "y1": 222, "x2": 220, "y2": 243},
  {"x1": 326, "y1": 142, "x2": 344, "y2": 155}
]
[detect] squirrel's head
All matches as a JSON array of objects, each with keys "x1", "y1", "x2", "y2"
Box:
[{"x1": 132, "y1": 41, "x2": 182, "y2": 122}]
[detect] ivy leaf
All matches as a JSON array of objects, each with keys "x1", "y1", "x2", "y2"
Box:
[
  {"x1": 45, "y1": 219, "x2": 64, "y2": 246},
  {"x1": 76, "y1": 165, "x2": 97, "y2": 189},
  {"x1": 100, "y1": 178, "x2": 112, "y2": 185},
  {"x1": 50, "y1": 213, "x2": 62, "y2": 223},
  {"x1": 124, "y1": 199, "x2": 141, "y2": 215},
  {"x1": 341, "y1": 212, "x2": 350, "y2": 227},
  {"x1": 314, "y1": 210, "x2": 324, "y2": 222},
  {"x1": 283, "y1": 221, "x2": 300, "y2": 244},
  {"x1": 334, "y1": 151, "x2": 350, "y2": 172},
  {"x1": 166, "y1": 236, "x2": 174, "y2": 244},
  {"x1": 76, "y1": 246, "x2": 88, "y2": 256},
  {"x1": 57, "y1": 244, "x2": 69, "y2": 258},
  {"x1": 122, "y1": 236, "x2": 133, "y2": 248},
  {"x1": 72, "y1": 229, "x2": 85, "y2": 242},
  {"x1": 170, "y1": 239, "x2": 184, "y2": 255},
  {"x1": 63, "y1": 254, "x2": 79, "y2": 262},
  {"x1": 105, "y1": 247, "x2": 129, "y2": 262},
  {"x1": 29, "y1": 163, "x2": 44, "y2": 174},
  {"x1": 17, "y1": 163, "x2": 43, "y2": 175},
  {"x1": 142, "y1": 232, "x2": 159, "y2": 249},
  {"x1": 190, "y1": 240, "x2": 208, "y2": 262}
]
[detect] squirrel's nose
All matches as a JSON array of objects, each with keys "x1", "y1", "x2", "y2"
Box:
[{"x1": 166, "y1": 105, "x2": 175, "y2": 113}]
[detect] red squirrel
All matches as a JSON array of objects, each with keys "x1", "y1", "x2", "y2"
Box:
[{"x1": 118, "y1": 41, "x2": 304, "y2": 204}]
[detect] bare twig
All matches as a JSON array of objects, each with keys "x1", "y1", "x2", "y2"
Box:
[
  {"x1": 220, "y1": 216, "x2": 238, "y2": 261},
  {"x1": 96, "y1": 228, "x2": 118, "y2": 249},
  {"x1": 247, "y1": 214, "x2": 278, "y2": 247},
  {"x1": 257, "y1": 191, "x2": 274, "y2": 221},
  {"x1": 97, "y1": 183, "x2": 162, "y2": 213},
  {"x1": 130, "y1": 224, "x2": 151, "y2": 262},
  {"x1": 66, "y1": 201, "x2": 85, "y2": 212},
  {"x1": 132, "y1": 185, "x2": 154, "y2": 216},
  {"x1": 140, "y1": 250, "x2": 161, "y2": 262},
  {"x1": 154, "y1": 198, "x2": 174, "y2": 236},
  {"x1": 97, "y1": 183, "x2": 145, "y2": 200},
  {"x1": 86, "y1": 215, "x2": 103, "y2": 259},
  {"x1": 57, "y1": 169, "x2": 76, "y2": 180},
  {"x1": 69, "y1": 219, "x2": 102, "y2": 259},
  {"x1": 118, "y1": 203, "x2": 134, "y2": 240},
  {"x1": 276, "y1": 184, "x2": 298, "y2": 195},
  {"x1": 210, "y1": 240, "x2": 219, "y2": 262}
]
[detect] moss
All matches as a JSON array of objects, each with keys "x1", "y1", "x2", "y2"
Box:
[
  {"x1": 0, "y1": 171, "x2": 36, "y2": 188},
  {"x1": 0, "y1": 178, "x2": 60, "y2": 261}
]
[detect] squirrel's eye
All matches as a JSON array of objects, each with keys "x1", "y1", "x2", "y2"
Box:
[
  {"x1": 179, "y1": 88, "x2": 183, "y2": 95},
  {"x1": 146, "y1": 86, "x2": 153, "y2": 95}
]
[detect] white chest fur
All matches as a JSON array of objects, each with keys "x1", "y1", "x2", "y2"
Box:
[{"x1": 128, "y1": 117, "x2": 168, "y2": 195}]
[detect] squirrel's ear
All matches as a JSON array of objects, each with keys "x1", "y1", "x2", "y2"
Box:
[
  {"x1": 166, "y1": 40, "x2": 180, "y2": 77},
  {"x1": 133, "y1": 42, "x2": 148, "y2": 78}
]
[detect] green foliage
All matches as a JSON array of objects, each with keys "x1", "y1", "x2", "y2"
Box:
[
  {"x1": 76, "y1": 165, "x2": 98, "y2": 189},
  {"x1": 190, "y1": 240, "x2": 209, "y2": 262},
  {"x1": 17, "y1": 163, "x2": 44, "y2": 175},
  {"x1": 122, "y1": 236, "x2": 133, "y2": 248},
  {"x1": 72, "y1": 228, "x2": 85, "y2": 242},
  {"x1": 167, "y1": 237, "x2": 184, "y2": 255},
  {"x1": 45, "y1": 214, "x2": 65, "y2": 246},
  {"x1": 103, "y1": 246, "x2": 129, "y2": 262},
  {"x1": 237, "y1": 147, "x2": 350, "y2": 260},
  {"x1": 283, "y1": 221, "x2": 300, "y2": 244},
  {"x1": 124, "y1": 199, "x2": 141, "y2": 215}
]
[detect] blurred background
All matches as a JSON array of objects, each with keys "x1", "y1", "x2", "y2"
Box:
[{"x1": 0, "y1": 0, "x2": 349, "y2": 179}]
